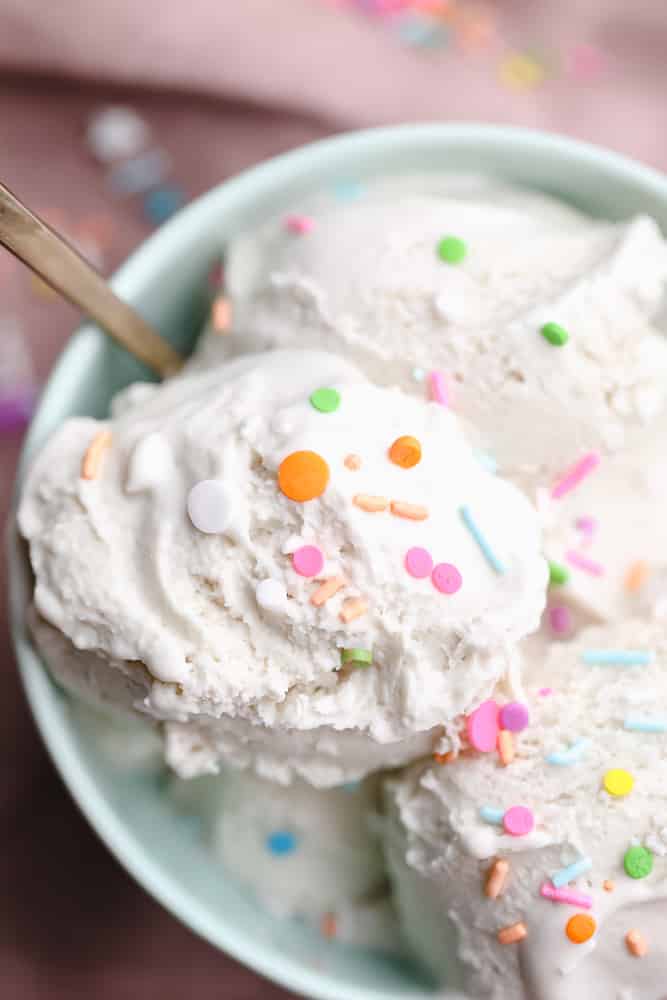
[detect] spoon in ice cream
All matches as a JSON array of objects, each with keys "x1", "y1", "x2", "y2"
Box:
[{"x1": 0, "y1": 182, "x2": 184, "y2": 379}]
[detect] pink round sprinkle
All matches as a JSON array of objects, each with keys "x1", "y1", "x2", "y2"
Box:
[
  {"x1": 432, "y1": 562, "x2": 463, "y2": 595},
  {"x1": 503, "y1": 806, "x2": 534, "y2": 837},
  {"x1": 405, "y1": 547, "x2": 433, "y2": 579},
  {"x1": 285, "y1": 214, "x2": 314, "y2": 235},
  {"x1": 466, "y1": 699, "x2": 499, "y2": 753},
  {"x1": 292, "y1": 545, "x2": 324, "y2": 578},
  {"x1": 538, "y1": 687, "x2": 553, "y2": 698},
  {"x1": 548, "y1": 604, "x2": 572, "y2": 636},
  {"x1": 499, "y1": 702, "x2": 529, "y2": 733}
]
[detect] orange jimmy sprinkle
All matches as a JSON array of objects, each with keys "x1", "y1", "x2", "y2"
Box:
[
  {"x1": 311, "y1": 576, "x2": 346, "y2": 607},
  {"x1": 81, "y1": 430, "x2": 112, "y2": 480},
  {"x1": 211, "y1": 295, "x2": 232, "y2": 334},
  {"x1": 625, "y1": 560, "x2": 649, "y2": 592},
  {"x1": 344, "y1": 454, "x2": 362, "y2": 471},
  {"x1": 339, "y1": 597, "x2": 368, "y2": 623},
  {"x1": 390, "y1": 501, "x2": 429, "y2": 521},
  {"x1": 602, "y1": 880, "x2": 615, "y2": 893},
  {"x1": 497, "y1": 729, "x2": 515, "y2": 767},
  {"x1": 565, "y1": 913, "x2": 596, "y2": 944},
  {"x1": 320, "y1": 913, "x2": 338, "y2": 940},
  {"x1": 389, "y1": 435, "x2": 422, "y2": 469},
  {"x1": 353, "y1": 494, "x2": 388, "y2": 512},
  {"x1": 497, "y1": 922, "x2": 527, "y2": 945},
  {"x1": 625, "y1": 929, "x2": 648, "y2": 957},
  {"x1": 485, "y1": 859, "x2": 510, "y2": 900},
  {"x1": 279, "y1": 450, "x2": 329, "y2": 502},
  {"x1": 433, "y1": 750, "x2": 458, "y2": 765}
]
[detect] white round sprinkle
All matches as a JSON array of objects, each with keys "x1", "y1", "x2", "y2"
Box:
[
  {"x1": 86, "y1": 106, "x2": 151, "y2": 162},
  {"x1": 255, "y1": 579, "x2": 287, "y2": 614},
  {"x1": 187, "y1": 480, "x2": 233, "y2": 534}
]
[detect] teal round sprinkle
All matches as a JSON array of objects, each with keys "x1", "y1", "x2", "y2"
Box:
[
  {"x1": 540, "y1": 322, "x2": 569, "y2": 347},
  {"x1": 548, "y1": 560, "x2": 570, "y2": 586},
  {"x1": 310, "y1": 387, "x2": 341, "y2": 413},
  {"x1": 437, "y1": 235, "x2": 467, "y2": 264},
  {"x1": 341, "y1": 648, "x2": 373, "y2": 667},
  {"x1": 624, "y1": 845, "x2": 653, "y2": 880},
  {"x1": 266, "y1": 831, "x2": 297, "y2": 856}
]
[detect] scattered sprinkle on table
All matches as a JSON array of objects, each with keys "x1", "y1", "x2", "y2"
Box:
[
  {"x1": 582, "y1": 649, "x2": 653, "y2": 666},
  {"x1": 460, "y1": 505, "x2": 506, "y2": 574},
  {"x1": 81, "y1": 429, "x2": 112, "y2": 480},
  {"x1": 503, "y1": 806, "x2": 534, "y2": 837},
  {"x1": 497, "y1": 730, "x2": 514, "y2": 766},
  {"x1": 565, "y1": 550, "x2": 604, "y2": 576},
  {"x1": 497, "y1": 922, "x2": 527, "y2": 945},
  {"x1": 432, "y1": 562, "x2": 463, "y2": 595},
  {"x1": 390, "y1": 501, "x2": 429, "y2": 521},
  {"x1": 339, "y1": 597, "x2": 368, "y2": 623},
  {"x1": 541, "y1": 884, "x2": 592, "y2": 909},
  {"x1": 499, "y1": 52, "x2": 546, "y2": 90},
  {"x1": 625, "y1": 560, "x2": 649, "y2": 592},
  {"x1": 575, "y1": 515, "x2": 597, "y2": 541},
  {"x1": 405, "y1": 546, "x2": 433, "y2": 579},
  {"x1": 467, "y1": 699, "x2": 499, "y2": 752},
  {"x1": 546, "y1": 738, "x2": 590, "y2": 766},
  {"x1": 187, "y1": 479, "x2": 234, "y2": 534},
  {"x1": 551, "y1": 451, "x2": 600, "y2": 499},
  {"x1": 565, "y1": 913, "x2": 596, "y2": 944},
  {"x1": 603, "y1": 768, "x2": 634, "y2": 798},
  {"x1": 353, "y1": 494, "x2": 389, "y2": 512},
  {"x1": 624, "y1": 717, "x2": 667, "y2": 733},
  {"x1": 428, "y1": 369, "x2": 448, "y2": 406},
  {"x1": 437, "y1": 235, "x2": 467, "y2": 264},
  {"x1": 485, "y1": 859, "x2": 509, "y2": 899},
  {"x1": 310, "y1": 387, "x2": 341, "y2": 413},
  {"x1": 626, "y1": 929, "x2": 648, "y2": 957},
  {"x1": 540, "y1": 321, "x2": 569, "y2": 346},
  {"x1": 320, "y1": 913, "x2": 338, "y2": 940},
  {"x1": 549, "y1": 604, "x2": 572, "y2": 635},
  {"x1": 279, "y1": 450, "x2": 330, "y2": 502},
  {"x1": 143, "y1": 186, "x2": 185, "y2": 225},
  {"x1": 266, "y1": 831, "x2": 297, "y2": 856},
  {"x1": 624, "y1": 846, "x2": 653, "y2": 880},
  {"x1": 499, "y1": 702, "x2": 529, "y2": 733},
  {"x1": 603, "y1": 880, "x2": 615, "y2": 892},
  {"x1": 389, "y1": 435, "x2": 422, "y2": 468},
  {"x1": 285, "y1": 214, "x2": 314, "y2": 235},
  {"x1": 548, "y1": 560, "x2": 570, "y2": 586},
  {"x1": 211, "y1": 295, "x2": 232, "y2": 334},
  {"x1": 292, "y1": 545, "x2": 324, "y2": 578},
  {"x1": 480, "y1": 805, "x2": 504, "y2": 825},
  {"x1": 340, "y1": 648, "x2": 373, "y2": 667},
  {"x1": 311, "y1": 576, "x2": 346, "y2": 607},
  {"x1": 344, "y1": 453, "x2": 361, "y2": 470},
  {"x1": 551, "y1": 857, "x2": 592, "y2": 888}
]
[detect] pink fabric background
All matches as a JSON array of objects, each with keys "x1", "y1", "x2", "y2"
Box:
[{"x1": 2, "y1": 1, "x2": 667, "y2": 996}]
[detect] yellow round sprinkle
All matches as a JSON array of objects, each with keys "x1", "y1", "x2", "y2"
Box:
[{"x1": 603, "y1": 768, "x2": 634, "y2": 798}]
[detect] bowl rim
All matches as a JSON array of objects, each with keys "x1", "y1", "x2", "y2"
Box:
[{"x1": 9, "y1": 121, "x2": 667, "y2": 1000}]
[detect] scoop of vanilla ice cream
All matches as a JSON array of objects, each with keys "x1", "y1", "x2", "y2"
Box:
[
  {"x1": 19, "y1": 349, "x2": 546, "y2": 786},
  {"x1": 383, "y1": 619, "x2": 667, "y2": 999},
  {"x1": 206, "y1": 178, "x2": 667, "y2": 479}
]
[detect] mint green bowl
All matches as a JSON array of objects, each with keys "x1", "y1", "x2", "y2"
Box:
[{"x1": 9, "y1": 125, "x2": 667, "y2": 1000}]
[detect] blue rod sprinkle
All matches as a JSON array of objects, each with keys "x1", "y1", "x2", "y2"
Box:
[
  {"x1": 479, "y1": 805, "x2": 504, "y2": 825},
  {"x1": 624, "y1": 717, "x2": 667, "y2": 734},
  {"x1": 546, "y1": 738, "x2": 591, "y2": 766},
  {"x1": 551, "y1": 856, "x2": 593, "y2": 888},
  {"x1": 460, "y1": 505, "x2": 506, "y2": 575},
  {"x1": 581, "y1": 649, "x2": 653, "y2": 666}
]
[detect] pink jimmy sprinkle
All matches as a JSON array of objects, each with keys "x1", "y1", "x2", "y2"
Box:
[
  {"x1": 540, "y1": 883, "x2": 593, "y2": 909},
  {"x1": 565, "y1": 550, "x2": 604, "y2": 577},
  {"x1": 428, "y1": 370, "x2": 448, "y2": 407},
  {"x1": 551, "y1": 452, "x2": 600, "y2": 500},
  {"x1": 548, "y1": 604, "x2": 572, "y2": 635},
  {"x1": 285, "y1": 214, "x2": 314, "y2": 235}
]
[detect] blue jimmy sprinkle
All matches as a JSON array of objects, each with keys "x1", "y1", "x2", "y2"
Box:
[
  {"x1": 460, "y1": 505, "x2": 506, "y2": 575},
  {"x1": 266, "y1": 831, "x2": 298, "y2": 856},
  {"x1": 551, "y1": 856, "x2": 593, "y2": 888},
  {"x1": 546, "y1": 738, "x2": 591, "y2": 766},
  {"x1": 624, "y1": 717, "x2": 667, "y2": 734},
  {"x1": 581, "y1": 649, "x2": 653, "y2": 666},
  {"x1": 479, "y1": 805, "x2": 504, "y2": 825}
]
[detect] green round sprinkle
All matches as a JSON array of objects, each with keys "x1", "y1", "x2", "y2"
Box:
[
  {"x1": 548, "y1": 560, "x2": 570, "y2": 586},
  {"x1": 540, "y1": 322, "x2": 569, "y2": 347},
  {"x1": 310, "y1": 387, "x2": 341, "y2": 413},
  {"x1": 624, "y1": 845, "x2": 653, "y2": 880},
  {"x1": 437, "y1": 236, "x2": 467, "y2": 265},
  {"x1": 341, "y1": 648, "x2": 373, "y2": 667}
]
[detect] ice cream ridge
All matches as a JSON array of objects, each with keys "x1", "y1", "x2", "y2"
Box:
[
  {"x1": 384, "y1": 620, "x2": 667, "y2": 999},
  {"x1": 18, "y1": 348, "x2": 546, "y2": 786}
]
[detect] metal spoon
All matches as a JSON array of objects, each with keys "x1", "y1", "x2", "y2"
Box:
[{"x1": 0, "y1": 182, "x2": 184, "y2": 379}]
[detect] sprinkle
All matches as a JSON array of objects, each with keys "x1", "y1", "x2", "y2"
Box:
[
  {"x1": 311, "y1": 576, "x2": 346, "y2": 607},
  {"x1": 548, "y1": 560, "x2": 570, "y2": 586},
  {"x1": 499, "y1": 702, "x2": 529, "y2": 733},
  {"x1": 340, "y1": 648, "x2": 373, "y2": 667},
  {"x1": 353, "y1": 494, "x2": 388, "y2": 513},
  {"x1": 292, "y1": 545, "x2": 324, "y2": 578},
  {"x1": 266, "y1": 831, "x2": 297, "y2": 856},
  {"x1": 86, "y1": 106, "x2": 150, "y2": 162},
  {"x1": 576, "y1": 515, "x2": 597, "y2": 541},
  {"x1": 497, "y1": 922, "x2": 527, "y2": 945},
  {"x1": 485, "y1": 859, "x2": 510, "y2": 899},
  {"x1": 624, "y1": 846, "x2": 653, "y2": 880},
  {"x1": 321, "y1": 913, "x2": 338, "y2": 939},
  {"x1": 285, "y1": 214, "x2": 314, "y2": 235},
  {"x1": 389, "y1": 435, "x2": 422, "y2": 468},
  {"x1": 310, "y1": 387, "x2": 341, "y2": 413},
  {"x1": 339, "y1": 597, "x2": 368, "y2": 623},
  {"x1": 390, "y1": 501, "x2": 429, "y2": 521},
  {"x1": 467, "y1": 700, "x2": 499, "y2": 752},
  {"x1": 255, "y1": 579, "x2": 288, "y2": 614},
  {"x1": 480, "y1": 805, "x2": 504, "y2": 825},
  {"x1": 143, "y1": 186, "x2": 185, "y2": 225},
  {"x1": 503, "y1": 806, "x2": 534, "y2": 837},
  {"x1": 412, "y1": 367, "x2": 425, "y2": 382},
  {"x1": 539, "y1": 687, "x2": 553, "y2": 697},
  {"x1": 437, "y1": 235, "x2": 466, "y2": 264},
  {"x1": 548, "y1": 604, "x2": 572, "y2": 635},
  {"x1": 499, "y1": 52, "x2": 546, "y2": 91},
  {"x1": 603, "y1": 880, "x2": 615, "y2": 892},
  {"x1": 624, "y1": 717, "x2": 667, "y2": 734},
  {"x1": 432, "y1": 562, "x2": 463, "y2": 595},
  {"x1": 428, "y1": 369, "x2": 449, "y2": 406},
  {"x1": 344, "y1": 453, "x2": 361, "y2": 470},
  {"x1": 459, "y1": 505, "x2": 506, "y2": 574},
  {"x1": 626, "y1": 929, "x2": 648, "y2": 957},
  {"x1": 108, "y1": 149, "x2": 170, "y2": 196},
  {"x1": 551, "y1": 857, "x2": 593, "y2": 889},
  {"x1": 81, "y1": 429, "x2": 112, "y2": 480},
  {"x1": 434, "y1": 750, "x2": 457, "y2": 765},
  {"x1": 405, "y1": 547, "x2": 434, "y2": 579},
  {"x1": 551, "y1": 452, "x2": 600, "y2": 500},
  {"x1": 540, "y1": 322, "x2": 569, "y2": 347},
  {"x1": 625, "y1": 560, "x2": 649, "y2": 592},
  {"x1": 497, "y1": 730, "x2": 515, "y2": 766},
  {"x1": 565, "y1": 550, "x2": 604, "y2": 576},
  {"x1": 565, "y1": 913, "x2": 596, "y2": 944},
  {"x1": 582, "y1": 649, "x2": 652, "y2": 666},
  {"x1": 187, "y1": 479, "x2": 234, "y2": 534},
  {"x1": 541, "y1": 884, "x2": 593, "y2": 909},
  {"x1": 546, "y1": 738, "x2": 591, "y2": 766},
  {"x1": 211, "y1": 295, "x2": 232, "y2": 333},
  {"x1": 279, "y1": 450, "x2": 330, "y2": 502}
]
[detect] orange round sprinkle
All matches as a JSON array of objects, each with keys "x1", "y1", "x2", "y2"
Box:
[
  {"x1": 389, "y1": 435, "x2": 422, "y2": 469},
  {"x1": 566, "y1": 913, "x2": 596, "y2": 944},
  {"x1": 344, "y1": 453, "x2": 361, "y2": 471},
  {"x1": 626, "y1": 929, "x2": 648, "y2": 957},
  {"x1": 603, "y1": 880, "x2": 615, "y2": 893},
  {"x1": 278, "y1": 450, "x2": 329, "y2": 502}
]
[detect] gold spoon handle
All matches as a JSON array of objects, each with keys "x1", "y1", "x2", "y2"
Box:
[{"x1": 0, "y1": 182, "x2": 184, "y2": 379}]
